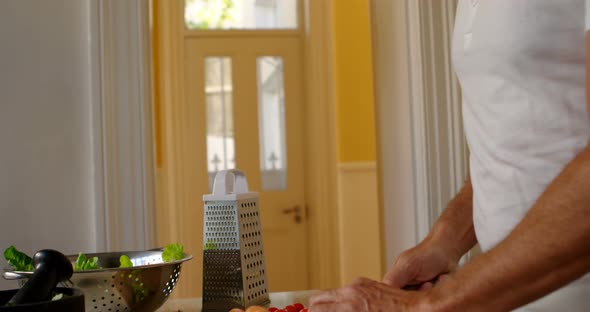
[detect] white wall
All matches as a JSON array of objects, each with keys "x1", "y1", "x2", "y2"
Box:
[
  {"x1": 337, "y1": 163, "x2": 381, "y2": 284},
  {"x1": 0, "y1": 0, "x2": 97, "y2": 289}
]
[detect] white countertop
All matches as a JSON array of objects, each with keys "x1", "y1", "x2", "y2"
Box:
[{"x1": 157, "y1": 290, "x2": 319, "y2": 312}]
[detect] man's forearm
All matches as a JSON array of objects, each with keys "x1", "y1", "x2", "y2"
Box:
[
  {"x1": 428, "y1": 177, "x2": 478, "y2": 262},
  {"x1": 426, "y1": 145, "x2": 590, "y2": 311}
]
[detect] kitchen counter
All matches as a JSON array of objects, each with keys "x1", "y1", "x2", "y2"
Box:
[{"x1": 157, "y1": 290, "x2": 320, "y2": 312}]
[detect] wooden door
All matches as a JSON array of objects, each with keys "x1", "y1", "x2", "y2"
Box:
[{"x1": 185, "y1": 36, "x2": 309, "y2": 291}]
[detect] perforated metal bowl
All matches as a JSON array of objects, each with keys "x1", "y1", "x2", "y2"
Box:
[{"x1": 3, "y1": 249, "x2": 192, "y2": 312}]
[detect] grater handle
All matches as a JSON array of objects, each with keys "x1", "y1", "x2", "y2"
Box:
[{"x1": 213, "y1": 169, "x2": 249, "y2": 195}]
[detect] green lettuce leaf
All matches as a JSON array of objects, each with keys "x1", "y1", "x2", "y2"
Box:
[
  {"x1": 3, "y1": 246, "x2": 34, "y2": 271},
  {"x1": 119, "y1": 255, "x2": 133, "y2": 268},
  {"x1": 74, "y1": 252, "x2": 99, "y2": 270},
  {"x1": 204, "y1": 240, "x2": 217, "y2": 250},
  {"x1": 162, "y1": 243, "x2": 184, "y2": 262},
  {"x1": 74, "y1": 252, "x2": 86, "y2": 270},
  {"x1": 85, "y1": 256, "x2": 99, "y2": 270}
]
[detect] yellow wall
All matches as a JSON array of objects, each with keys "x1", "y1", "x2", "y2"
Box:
[
  {"x1": 332, "y1": 0, "x2": 383, "y2": 283},
  {"x1": 332, "y1": 0, "x2": 377, "y2": 162}
]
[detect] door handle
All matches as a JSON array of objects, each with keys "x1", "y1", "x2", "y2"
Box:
[{"x1": 282, "y1": 205, "x2": 302, "y2": 224}]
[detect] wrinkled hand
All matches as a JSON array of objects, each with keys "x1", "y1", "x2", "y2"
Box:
[
  {"x1": 309, "y1": 278, "x2": 430, "y2": 312},
  {"x1": 383, "y1": 238, "x2": 459, "y2": 290}
]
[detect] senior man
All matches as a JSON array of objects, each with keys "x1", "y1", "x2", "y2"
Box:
[{"x1": 310, "y1": 1, "x2": 590, "y2": 311}]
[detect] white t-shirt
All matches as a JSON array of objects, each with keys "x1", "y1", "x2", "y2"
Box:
[{"x1": 452, "y1": 0, "x2": 590, "y2": 310}]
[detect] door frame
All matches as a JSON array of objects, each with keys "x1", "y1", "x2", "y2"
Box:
[
  {"x1": 152, "y1": 0, "x2": 341, "y2": 291},
  {"x1": 302, "y1": 0, "x2": 341, "y2": 289}
]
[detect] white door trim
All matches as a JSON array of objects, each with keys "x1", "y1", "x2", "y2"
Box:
[
  {"x1": 406, "y1": 0, "x2": 468, "y2": 242},
  {"x1": 371, "y1": 0, "x2": 418, "y2": 267},
  {"x1": 405, "y1": 0, "x2": 430, "y2": 245},
  {"x1": 91, "y1": 0, "x2": 156, "y2": 252}
]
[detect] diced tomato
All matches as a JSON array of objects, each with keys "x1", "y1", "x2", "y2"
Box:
[
  {"x1": 293, "y1": 303, "x2": 305, "y2": 311},
  {"x1": 284, "y1": 306, "x2": 297, "y2": 312},
  {"x1": 268, "y1": 308, "x2": 278, "y2": 312}
]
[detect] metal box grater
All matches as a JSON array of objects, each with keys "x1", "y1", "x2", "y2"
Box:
[{"x1": 202, "y1": 169, "x2": 270, "y2": 312}]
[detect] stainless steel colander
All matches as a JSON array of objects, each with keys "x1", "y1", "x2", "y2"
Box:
[{"x1": 3, "y1": 248, "x2": 192, "y2": 312}]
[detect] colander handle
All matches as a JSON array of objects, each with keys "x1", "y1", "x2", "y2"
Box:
[
  {"x1": 3, "y1": 271, "x2": 28, "y2": 280},
  {"x1": 213, "y1": 169, "x2": 249, "y2": 195}
]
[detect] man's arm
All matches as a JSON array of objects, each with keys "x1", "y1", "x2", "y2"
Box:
[
  {"x1": 430, "y1": 177, "x2": 478, "y2": 264},
  {"x1": 311, "y1": 147, "x2": 590, "y2": 312},
  {"x1": 425, "y1": 35, "x2": 590, "y2": 309},
  {"x1": 312, "y1": 151, "x2": 590, "y2": 311},
  {"x1": 587, "y1": 32, "x2": 590, "y2": 121},
  {"x1": 383, "y1": 178, "x2": 477, "y2": 288},
  {"x1": 429, "y1": 147, "x2": 590, "y2": 311}
]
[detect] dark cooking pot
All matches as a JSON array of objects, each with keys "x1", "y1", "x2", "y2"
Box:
[{"x1": 0, "y1": 287, "x2": 85, "y2": 312}]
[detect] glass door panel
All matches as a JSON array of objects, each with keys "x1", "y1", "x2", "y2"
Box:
[
  {"x1": 185, "y1": 0, "x2": 299, "y2": 30},
  {"x1": 205, "y1": 57, "x2": 236, "y2": 190},
  {"x1": 257, "y1": 57, "x2": 287, "y2": 191}
]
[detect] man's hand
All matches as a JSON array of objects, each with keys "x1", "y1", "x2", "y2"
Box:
[
  {"x1": 309, "y1": 278, "x2": 430, "y2": 312},
  {"x1": 383, "y1": 178, "x2": 476, "y2": 290},
  {"x1": 382, "y1": 237, "x2": 458, "y2": 290}
]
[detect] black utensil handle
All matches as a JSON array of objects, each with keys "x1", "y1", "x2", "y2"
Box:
[
  {"x1": 7, "y1": 267, "x2": 57, "y2": 304},
  {"x1": 6, "y1": 249, "x2": 73, "y2": 305}
]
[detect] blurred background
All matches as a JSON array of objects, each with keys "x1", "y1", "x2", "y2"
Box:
[{"x1": 0, "y1": 0, "x2": 469, "y2": 299}]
